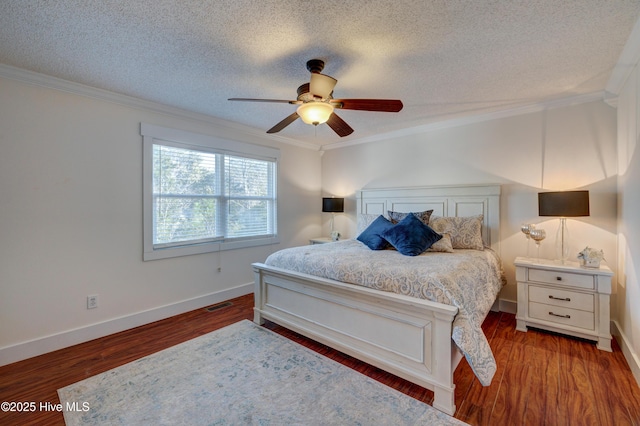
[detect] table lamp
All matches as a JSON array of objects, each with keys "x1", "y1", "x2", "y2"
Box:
[
  {"x1": 538, "y1": 190, "x2": 590, "y2": 262},
  {"x1": 322, "y1": 197, "x2": 344, "y2": 236}
]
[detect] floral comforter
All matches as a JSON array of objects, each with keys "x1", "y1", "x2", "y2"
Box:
[{"x1": 264, "y1": 239, "x2": 505, "y2": 386}]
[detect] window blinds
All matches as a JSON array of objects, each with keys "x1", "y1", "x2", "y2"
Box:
[{"x1": 153, "y1": 144, "x2": 276, "y2": 248}]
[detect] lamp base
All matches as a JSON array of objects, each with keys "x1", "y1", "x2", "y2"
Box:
[{"x1": 556, "y1": 217, "x2": 570, "y2": 262}]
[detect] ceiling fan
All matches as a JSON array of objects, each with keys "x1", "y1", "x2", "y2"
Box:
[{"x1": 228, "y1": 59, "x2": 403, "y2": 137}]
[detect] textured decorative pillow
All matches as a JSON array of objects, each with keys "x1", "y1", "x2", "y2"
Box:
[
  {"x1": 387, "y1": 210, "x2": 433, "y2": 225},
  {"x1": 427, "y1": 233, "x2": 454, "y2": 253},
  {"x1": 429, "y1": 215, "x2": 484, "y2": 250},
  {"x1": 356, "y1": 214, "x2": 381, "y2": 236},
  {"x1": 356, "y1": 215, "x2": 394, "y2": 250},
  {"x1": 381, "y1": 214, "x2": 442, "y2": 256}
]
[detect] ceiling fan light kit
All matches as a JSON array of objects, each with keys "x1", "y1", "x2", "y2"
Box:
[
  {"x1": 297, "y1": 102, "x2": 334, "y2": 125},
  {"x1": 309, "y1": 72, "x2": 338, "y2": 98},
  {"x1": 229, "y1": 59, "x2": 403, "y2": 137}
]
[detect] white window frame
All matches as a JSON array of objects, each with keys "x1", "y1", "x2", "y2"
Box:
[{"x1": 141, "y1": 123, "x2": 279, "y2": 261}]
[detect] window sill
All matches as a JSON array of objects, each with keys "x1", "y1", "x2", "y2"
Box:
[{"x1": 143, "y1": 236, "x2": 280, "y2": 261}]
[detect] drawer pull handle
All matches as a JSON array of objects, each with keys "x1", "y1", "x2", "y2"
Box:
[
  {"x1": 549, "y1": 311, "x2": 571, "y2": 319},
  {"x1": 556, "y1": 276, "x2": 563, "y2": 281},
  {"x1": 549, "y1": 295, "x2": 571, "y2": 302}
]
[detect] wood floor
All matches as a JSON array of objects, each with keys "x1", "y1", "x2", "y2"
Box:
[{"x1": 1, "y1": 293, "x2": 639, "y2": 425}]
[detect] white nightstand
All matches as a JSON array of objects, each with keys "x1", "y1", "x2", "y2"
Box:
[
  {"x1": 514, "y1": 257, "x2": 613, "y2": 351},
  {"x1": 309, "y1": 237, "x2": 333, "y2": 244}
]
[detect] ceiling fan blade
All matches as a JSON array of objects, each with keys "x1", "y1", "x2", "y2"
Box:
[
  {"x1": 228, "y1": 98, "x2": 298, "y2": 104},
  {"x1": 330, "y1": 99, "x2": 403, "y2": 112},
  {"x1": 326, "y1": 112, "x2": 354, "y2": 137},
  {"x1": 266, "y1": 112, "x2": 300, "y2": 134},
  {"x1": 309, "y1": 73, "x2": 337, "y2": 98}
]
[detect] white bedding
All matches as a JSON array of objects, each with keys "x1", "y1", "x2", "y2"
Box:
[{"x1": 264, "y1": 239, "x2": 505, "y2": 386}]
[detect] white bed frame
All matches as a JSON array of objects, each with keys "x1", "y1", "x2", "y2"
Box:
[{"x1": 252, "y1": 185, "x2": 501, "y2": 415}]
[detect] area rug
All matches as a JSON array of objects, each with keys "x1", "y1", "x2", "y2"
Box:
[{"x1": 58, "y1": 320, "x2": 466, "y2": 425}]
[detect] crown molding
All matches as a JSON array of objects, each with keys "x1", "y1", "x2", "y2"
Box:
[
  {"x1": 604, "y1": 91, "x2": 619, "y2": 109},
  {"x1": 322, "y1": 91, "x2": 605, "y2": 150},
  {"x1": 0, "y1": 63, "x2": 607, "y2": 153},
  {"x1": 0, "y1": 63, "x2": 319, "y2": 151}
]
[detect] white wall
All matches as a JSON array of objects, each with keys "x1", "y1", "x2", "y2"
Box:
[
  {"x1": 321, "y1": 101, "x2": 618, "y2": 309},
  {"x1": 616, "y1": 62, "x2": 640, "y2": 381},
  {"x1": 0, "y1": 75, "x2": 322, "y2": 364}
]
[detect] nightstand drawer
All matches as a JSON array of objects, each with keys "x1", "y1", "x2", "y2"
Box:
[
  {"x1": 528, "y1": 269, "x2": 594, "y2": 290},
  {"x1": 529, "y1": 285, "x2": 594, "y2": 312},
  {"x1": 529, "y1": 302, "x2": 595, "y2": 330}
]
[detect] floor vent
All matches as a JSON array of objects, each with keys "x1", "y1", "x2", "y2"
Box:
[{"x1": 204, "y1": 302, "x2": 233, "y2": 312}]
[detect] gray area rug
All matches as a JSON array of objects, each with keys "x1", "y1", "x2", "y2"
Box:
[{"x1": 58, "y1": 320, "x2": 466, "y2": 425}]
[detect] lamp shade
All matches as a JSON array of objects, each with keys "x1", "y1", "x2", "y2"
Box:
[
  {"x1": 297, "y1": 102, "x2": 334, "y2": 125},
  {"x1": 310, "y1": 72, "x2": 338, "y2": 98},
  {"x1": 322, "y1": 197, "x2": 344, "y2": 213},
  {"x1": 538, "y1": 190, "x2": 590, "y2": 217}
]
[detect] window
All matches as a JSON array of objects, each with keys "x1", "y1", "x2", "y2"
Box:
[{"x1": 142, "y1": 123, "x2": 279, "y2": 260}]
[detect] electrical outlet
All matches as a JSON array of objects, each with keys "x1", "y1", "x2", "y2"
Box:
[{"x1": 87, "y1": 295, "x2": 98, "y2": 309}]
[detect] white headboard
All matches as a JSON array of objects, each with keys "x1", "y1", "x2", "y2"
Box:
[{"x1": 356, "y1": 185, "x2": 501, "y2": 253}]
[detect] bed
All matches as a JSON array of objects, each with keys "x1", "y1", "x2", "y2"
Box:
[{"x1": 252, "y1": 185, "x2": 503, "y2": 415}]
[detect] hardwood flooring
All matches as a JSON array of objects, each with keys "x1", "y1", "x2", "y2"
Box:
[{"x1": 1, "y1": 293, "x2": 639, "y2": 425}]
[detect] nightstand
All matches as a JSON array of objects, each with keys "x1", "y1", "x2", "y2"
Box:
[
  {"x1": 514, "y1": 257, "x2": 613, "y2": 351},
  {"x1": 309, "y1": 237, "x2": 333, "y2": 244}
]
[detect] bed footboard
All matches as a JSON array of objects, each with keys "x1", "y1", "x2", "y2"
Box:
[{"x1": 252, "y1": 262, "x2": 461, "y2": 415}]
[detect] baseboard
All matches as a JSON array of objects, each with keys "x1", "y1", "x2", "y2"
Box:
[
  {"x1": 612, "y1": 320, "x2": 640, "y2": 387},
  {"x1": 0, "y1": 283, "x2": 253, "y2": 367},
  {"x1": 498, "y1": 298, "x2": 517, "y2": 314}
]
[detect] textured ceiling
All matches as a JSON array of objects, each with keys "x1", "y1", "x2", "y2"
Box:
[{"x1": 1, "y1": 1, "x2": 639, "y2": 147}]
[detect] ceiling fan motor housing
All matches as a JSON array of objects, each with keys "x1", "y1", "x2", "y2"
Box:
[{"x1": 297, "y1": 83, "x2": 311, "y2": 98}]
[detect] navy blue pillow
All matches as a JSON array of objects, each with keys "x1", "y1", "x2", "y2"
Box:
[
  {"x1": 357, "y1": 215, "x2": 394, "y2": 250},
  {"x1": 381, "y1": 214, "x2": 442, "y2": 256}
]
